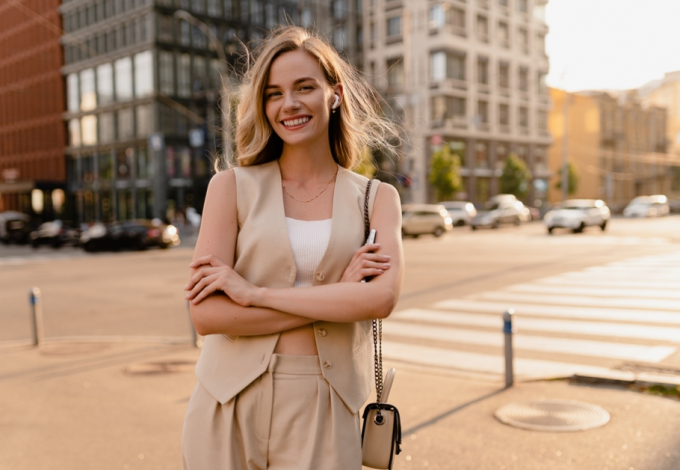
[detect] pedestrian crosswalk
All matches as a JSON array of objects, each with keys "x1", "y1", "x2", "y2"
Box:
[{"x1": 385, "y1": 251, "x2": 680, "y2": 380}]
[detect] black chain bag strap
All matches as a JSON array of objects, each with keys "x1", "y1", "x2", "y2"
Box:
[{"x1": 360, "y1": 180, "x2": 402, "y2": 470}]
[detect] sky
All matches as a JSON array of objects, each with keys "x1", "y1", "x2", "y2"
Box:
[{"x1": 545, "y1": 0, "x2": 680, "y2": 92}]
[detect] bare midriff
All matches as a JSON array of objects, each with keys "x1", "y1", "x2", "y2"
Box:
[{"x1": 274, "y1": 324, "x2": 319, "y2": 355}]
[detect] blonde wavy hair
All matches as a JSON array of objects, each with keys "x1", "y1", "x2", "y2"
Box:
[{"x1": 226, "y1": 26, "x2": 399, "y2": 169}]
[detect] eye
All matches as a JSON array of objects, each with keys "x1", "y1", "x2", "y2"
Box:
[
  {"x1": 266, "y1": 91, "x2": 281, "y2": 99},
  {"x1": 299, "y1": 85, "x2": 313, "y2": 91}
]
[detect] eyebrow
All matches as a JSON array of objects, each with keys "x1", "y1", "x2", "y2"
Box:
[{"x1": 265, "y1": 77, "x2": 318, "y2": 90}]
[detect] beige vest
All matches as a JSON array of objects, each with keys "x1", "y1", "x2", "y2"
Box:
[{"x1": 195, "y1": 160, "x2": 380, "y2": 414}]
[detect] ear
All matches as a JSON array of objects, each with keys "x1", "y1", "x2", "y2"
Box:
[{"x1": 331, "y1": 83, "x2": 344, "y2": 108}]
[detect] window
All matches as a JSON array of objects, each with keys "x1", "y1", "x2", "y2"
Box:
[
  {"x1": 518, "y1": 67, "x2": 528, "y2": 92},
  {"x1": 192, "y1": 0, "x2": 205, "y2": 14},
  {"x1": 193, "y1": 56, "x2": 206, "y2": 92},
  {"x1": 114, "y1": 57, "x2": 133, "y2": 101},
  {"x1": 499, "y1": 104, "x2": 509, "y2": 126},
  {"x1": 430, "y1": 5, "x2": 465, "y2": 32},
  {"x1": 476, "y1": 15, "x2": 488, "y2": 42},
  {"x1": 518, "y1": 27, "x2": 528, "y2": 53},
  {"x1": 387, "y1": 16, "x2": 401, "y2": 37},
  {"x1": 177, "y1": 53, "x2": 191, "y2": 98},
  {"x1": 477, "y1": 57, "x2": 488, "y2": 85},
  {"x1": 180, "y1": 20, "x2": 191, "y2": 46},
  {"x1": 157, "y1": 15, "x2": 174, "y2": 43},
  {"x1": 536, "y1": 33, "x2": 546, "y2": 55},
  {"x1": 519, "y1": 107, "x2": 529, "y2": 127},
  {"x1": 137, "y1": 147, "x2": 153, "y2": 179},
  {"x1": 498, "y1": 62, "x2": 510, "y2": 88},
  {"x1": 192, "y1": 25, "x2": 207, "y2": 49},
  {"x1": 498, "y1": 0, "x2": 508, "y2": 6},
  {"x1": 99, "y1": 153, "x2": 113, "y2": 180},
  {"x1": 207, "y1": 0, "x2": 221, "y2": 16},
  {"x1": 136, "y1": 105, "x2": 153, "y2": 137},
  {"x1": 265, "y1": 3, "x2": 276, "y2": 28},
  {"x1": 370, "y1": 21, "x2": 375, "y2": 42},
  {"x1": 332, "y1": 28, "x2": 345, "y2": 49},
  {"x1": 430, "y1": 96, "x2": 465, "y2": 121},
  {"x1": 537, "y1": 110, "x2": 547, "y2": 131},
  {"x1": 430, "y1": 51, "x2": 465, "y2": 82},
  {"x1": 118, "y1": 108, "x2": 135, "y2": 140},
  {"x1": 518, "y1": 0, "x2": 527, "y2": 12},
  {"x1": 429, "y1": 4, "x2": 445, "y2": 29},
  {"x1": 301, "y1": 7, "x2": 313, "y2": 27},
  {"x1": 179, "y1": 147, "x2": 192, "y2": 178},
  {"x1": 67, "y1": 73, "x2": 79, "y2": 113},
  {"x1": 81, "y1": 115, "x2": 98, "y2": 145},
  {"x1": 537, "y1": 71, "x2": 548, "y2": 94},
  {"x1": 387, "y1": 58, "x2": 404, "y2": 89},
  {"x1": 68, "y1": 119, "x2": 81, "y2": 146},
  {"x1": 497, "y1": 21, "x2": 509, "y2": 48},
  {"x1": 99, "y1": 112, "x2": 115, "y2": 143},
  {"x1": 159, "y1": 51, "x2": 174, "y2": 95},
  {"x1": 477, "y1": 100, "x2": 488, "y2": 123},
  {"x1": 80, "y1": 68, "x2": 96, "y2": 111},
  {"x1": 356, "y1": 25, "x2": 363, "y2": 46},
  {"x1": 117, "y1": 148, "x2": 133, "y2": 179},
  {"x1": 134, "y1": 51, "x2": 154, "y2": 98},
  {"x1": 223, "y1": 0, "x2": 233, "y2": 18},
  {"x1": 332, "y1": 0, "x2": 346, "y2": 19}
]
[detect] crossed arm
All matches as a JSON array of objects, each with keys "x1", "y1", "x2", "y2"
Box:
[{"x1": 185, "y1": 169, "x2": 404, "y2": 337}]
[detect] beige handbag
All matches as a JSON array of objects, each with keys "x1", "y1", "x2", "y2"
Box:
[{"x1": 360, "y1": 180, "x2": 403, "y2": 470}]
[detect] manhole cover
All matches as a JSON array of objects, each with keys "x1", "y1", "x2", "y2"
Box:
[
  {"x1": 495, "y1": 400, "x2": 610, "y2": 432},
  {"x1": 40, "y1": 343, "x2": 110, "y2": 356},
  {"x1": 124, "y1": 360, "x2": 195, "y2": 375}
]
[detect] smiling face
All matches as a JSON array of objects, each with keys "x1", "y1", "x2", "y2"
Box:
[{"x1": 264, "y1": 49, "x2": 342, "y2": 149}]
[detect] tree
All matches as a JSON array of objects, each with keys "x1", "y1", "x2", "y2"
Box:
[
  {"x1": 555, "y1": 161, "x2": 579, "y2": 195},
  {"x1": 429, "y1": 145, "x2": 462, "y2": 201},
  {"x1": 353, "y1": 148, "x2": 378, "y2": 179},
  {"x1": 499, "y1": 153, "x2": 532, "y2": 198}
]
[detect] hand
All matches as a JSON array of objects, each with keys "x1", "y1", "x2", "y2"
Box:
[
  {"x1": 339, "y1": 243, "x2": 391, "y2": 283},
  {"x1": 185, "y1": 254, "x2": 262, "y2": 306}
]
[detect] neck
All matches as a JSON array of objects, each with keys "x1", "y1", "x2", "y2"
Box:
[{"x1": 278, "y1": 137, "x2": 337, "y2": 183}]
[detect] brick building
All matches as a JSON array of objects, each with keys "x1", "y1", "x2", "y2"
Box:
[{"x1": 0, "y1": 0, "x2": 67, "y2": 220}]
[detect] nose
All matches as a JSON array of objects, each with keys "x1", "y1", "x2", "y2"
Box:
[{"x1": 282, "y1": 91, "x2": 300, "y2": 113}]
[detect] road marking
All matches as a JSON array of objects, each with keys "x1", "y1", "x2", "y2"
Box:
[
  {"x1": 394, "y1": 308, "x2": 680, "y2": 343},
  {"x1": 382, "y1": 341, "x2": 619, "y2": 379},
  {"x1": 383, "y1": 321, "x2": 675, "y2": 362},
  {"x1": 433, "y1": 299, "x2": 680, "y2": 325},
  {"x1": 475, "y1": 291, "x2": 680, "y2": 312},
  {"x1": 505, "y1": 283, "x2": 680, "y2": 300},
  {"x1": 538, "y1": 277, "x2": 680, "y2": 291}
]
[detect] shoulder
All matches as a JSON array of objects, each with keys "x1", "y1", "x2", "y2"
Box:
[
  {"x1": 374, "y1": 183, "x2": 400, "y2": 213},
  {"x1": 232, "y1": 160, "x2": 279, "y2": 180}
]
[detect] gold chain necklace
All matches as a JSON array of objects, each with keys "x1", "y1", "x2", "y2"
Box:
[{"x1": 282, "y1": 167, "x2": 338, "y2": 203}]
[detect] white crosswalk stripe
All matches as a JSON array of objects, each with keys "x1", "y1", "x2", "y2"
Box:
[{"x1": 386, "y1": 251, "x2": 680, "y2": 379}]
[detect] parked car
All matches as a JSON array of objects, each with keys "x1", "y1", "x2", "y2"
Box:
[
  {"x1": 623, "y1": 195, "x2": 670, "y2": 218},
  {"x1": 438, "y1": 201, "x2": 477, "y2": 226},
  {"x1": 471, "y1": 199, "x2": 525, "y2": 230},
  {"x1": 402, "y1": 204, "x2": 453, "y2": 237},
  {"x1": 80, "y1": 219, "x2": 180, "y2": 252},
  {"x1": 0, "y1": 211, "x2": 31, "y2": 245},
  {"x1": 544, "y1": 199, "x2": 610, "y2": 234},
  {"x1": 30, "y1": 220, "x2": 81, "y2": 248}
]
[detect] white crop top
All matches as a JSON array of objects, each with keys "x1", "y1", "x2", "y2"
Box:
[{"x1": 285, "y1": 217, "x2": 332, "y2": 287}]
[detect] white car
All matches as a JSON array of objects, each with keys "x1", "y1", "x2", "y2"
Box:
[
  {"x1": 402, "y1": 204, "x2": 453, "y2": 237},
  {"x1": 544, "y1": 199, "x2": 610, "y2": 234},
  {"x1": 623, "y1": 195, "x2": 670, "y2": 218},
  {"x1": 438, "y1": 201, "x2": 477, "y2": 226}
]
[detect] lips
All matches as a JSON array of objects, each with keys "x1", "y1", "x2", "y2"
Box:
[{"x1": 281, "y1": 116, "x2": 311, "y2": 127}]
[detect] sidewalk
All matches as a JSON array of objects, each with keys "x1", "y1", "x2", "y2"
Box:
[{"x1": 2, "y1": 341, "x2": 680, "y2": 470}]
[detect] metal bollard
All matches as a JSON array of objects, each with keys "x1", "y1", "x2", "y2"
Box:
[
  {"x1": 187, "y1": 300, "x2": 198, "y2": 348},
  {"x1": 503, "y1": 309, "x2": 515, "y2": 388},
  {"x1": 29, "y1": 287, "x2": 44, "y2": 346}
]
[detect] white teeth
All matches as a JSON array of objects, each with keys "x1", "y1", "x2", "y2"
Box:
[{"x1": 283, "y1": 117, "x2": 310, "y2": 127}]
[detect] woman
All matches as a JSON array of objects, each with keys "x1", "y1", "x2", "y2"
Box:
[{"x1": 182, "y1": 26, "x2": 404, "y2": 470}]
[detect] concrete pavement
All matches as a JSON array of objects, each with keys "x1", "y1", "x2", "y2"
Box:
[{"x1": 2, "y1": 340, "x2": 680, "y2": 470}]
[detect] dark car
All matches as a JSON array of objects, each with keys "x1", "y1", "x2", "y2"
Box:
[
  {"x1": 80, "y1": 219, "x2": 180, "y2": 252},
  {"x1": 0, "y1": 211, "x2": 31, "y2": 245},
  {"x1": 30, "y1": 220, "x2": 81, "y2": 248}
]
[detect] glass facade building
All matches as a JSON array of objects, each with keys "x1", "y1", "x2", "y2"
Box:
[{"x1": 59, "y1": 0, "x2": 362, "y2": 224}]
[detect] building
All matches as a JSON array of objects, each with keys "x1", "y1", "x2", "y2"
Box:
[
  {"x1": 547, "y1": 88, "x2": 671, "y2": 210},
  {"x1": 363, "y1": 0, "x2": 552, "y2": 206},
  {"x1": 59, "y1": 0, "x2": 361, "y2": 224},
  {"x1": 0, "y1": 0, "x2": 67, "y2": 220},
  {"x1": 640, "y1": 71, "x2": 680, "y2": 199}
]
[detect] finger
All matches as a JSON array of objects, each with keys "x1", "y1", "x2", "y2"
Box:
[
  {"x1": 185, "y1": 267, "x2": 221, "y2": 290},
  {"x1": 361, "y1": 260, "x2": 391, "y2": 270},
  {"x1": 189, "y1": 254, "x2": 226, "y2": 269},
  {"x1": 186, "y1": 273, "x2": 220, "y2": 300},
  {"x1": 360, "y1": 268, "x2": 385, "y2": 278},
  {"x1": 359, "y1": 253, "x2": 391, "y2": 263},
  {"x1": 192, "y1": 280, "x2": 221, "y2": 304}
]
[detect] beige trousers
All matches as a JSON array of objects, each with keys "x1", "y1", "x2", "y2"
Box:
[{"x1": 182, "y1": 354, "x2": 362, "y2": 470}]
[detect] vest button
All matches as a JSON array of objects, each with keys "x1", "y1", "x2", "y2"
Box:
[
  {"x1": 316, "y1": 272, "x2": 325, "y2": 282},
  {"x1": 323, "y1": 361, "x2": 332, "y2": 369},
  {"x1": 317, "y1": 329, "x2": 327, "y2": 337}
]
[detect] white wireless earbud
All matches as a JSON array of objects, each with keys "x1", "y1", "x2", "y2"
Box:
[{"x1": 332, "y1": 94, "x2": 340, "y2": 109}]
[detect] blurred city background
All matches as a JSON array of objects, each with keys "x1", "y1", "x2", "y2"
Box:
[{"x1": 2, "y1": 0, "x2": 680, "y2": 469}]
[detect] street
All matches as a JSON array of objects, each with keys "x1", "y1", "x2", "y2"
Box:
[{"x1": 2, "y1": 216, "x2": 680, "y2": 470}]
